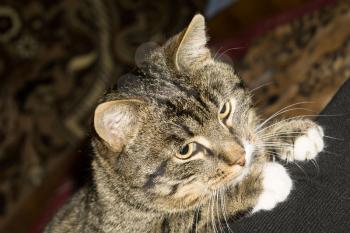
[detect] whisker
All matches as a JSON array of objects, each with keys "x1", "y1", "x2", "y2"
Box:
[
  {"x1": 216, "y1": 46, "x2": 245, "y2": 60},
  {"x1": 255, "y1": 101, "x2": 314, "y2": 131},
  {"x1": 310, "y1": 159, "x2": 320, "y2": 175},
  {"x1": 256, "y1": 115, "x2": 317, "y2": 136},
  {"x1": 258, "y1": 136, "x2": 302, "y2": 142},
  {"x1": 267, "y1": 151, "x2": 310, "y2": 179},
  {"x1": 258, "y1": 136, "x2": 299, "y2": 142},
  {"x1": 221, "y1": 188, "x2": 234, "y2": 233},
  {"x1": 291, "y1": 161, "x2": 310, "y2": 179},
  {"x1": 250, "y1": 81, "x2": 275, "y2": 93},
  {"x1": 255, "y1": 146, "x2": 292, "y2": 150},
  {"x1": 259, "y1": 130, "x2": 309, "y2": 136},
  {"x1": 205, "y1": 196, "x2": 211, "y2": 231},
  {"x1": 323, "y1": 135, "x2": 344, "y2": 141},
  {"x1": 213, "y1": 47, "x2": 223, "y2": 60},
  {"x1": 215, "y1": 190, "x2": 224, "y2": 233},
  {"x1": 255, "y1": 143, "x2": 293, "y2": 147},
  {"x1": 258, "y1": 133, "x2": 306, "y2": 141},
  {"x1": 205, "y1": 193, "x2": 210, "y2": 233},
  {"x1": 195, "y1": 195, "x2": 205, "y2": 233},
  {"x1": 256, "y1": 107, "x2": 315, "y2": 133},
  {"x1": 210, "y1": 192, "x2": 217, "y2": 233}
]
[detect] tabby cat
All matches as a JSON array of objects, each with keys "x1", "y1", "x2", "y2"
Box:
[{"x1": 44, "y1": 14, "x2": 324, "y2": 233}]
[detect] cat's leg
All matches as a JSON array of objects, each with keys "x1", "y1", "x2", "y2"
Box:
[
  {"x1": 252, "y1": 162, "x2": 292, "y2": 212},
  {"x1": 260, "y1": 119, "x2": 324, "y2": 161},
  {"x1": 195, "y1": 162, "x2": 293, "y2": 233},
  {"x1": 195, "y1": 168, "x2": 263, "y2": 233},
  {"x1": 197, "y1": 162, "x2": 292, "y2": 227}
]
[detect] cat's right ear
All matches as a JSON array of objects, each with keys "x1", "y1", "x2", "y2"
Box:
[
  {"x1": 93, "y1": 99, "x2": 144, "y2": 152},
  {"x1": 165, "y1": 14, "x2": 211, "y2": 72}
]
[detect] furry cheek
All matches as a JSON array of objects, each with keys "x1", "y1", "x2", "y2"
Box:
[{"x1": 171, "y1": 181, "x2": 208, "y2": 206}]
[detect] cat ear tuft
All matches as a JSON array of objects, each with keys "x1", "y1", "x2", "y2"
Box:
[
  {"x1": 94, "y1": 99, "x2": 144, "y2": 152},
  {"x1": 171, "y1": 14, "x2": 211, "y2": 71}
]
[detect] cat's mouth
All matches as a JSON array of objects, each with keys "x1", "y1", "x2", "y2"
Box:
[{"x1": 226, "y1": 141, "x2": 254, "y2": 184}]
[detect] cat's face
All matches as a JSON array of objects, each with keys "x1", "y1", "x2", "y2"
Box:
[{"x1": 93, "y1": 15, "x2": 260, "y2": 212}]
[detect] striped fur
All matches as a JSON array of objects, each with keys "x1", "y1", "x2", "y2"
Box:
[{"x1": 45, "y1": 14, "x2": 323, "y2": 233}]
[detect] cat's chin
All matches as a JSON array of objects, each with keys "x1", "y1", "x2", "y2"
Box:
[
  {"x1": 232, "y1": 164, "x2": 251, "y2": 186},
  {"x1": 226, "y1": 154, "x2": 256, "y2": 189}
]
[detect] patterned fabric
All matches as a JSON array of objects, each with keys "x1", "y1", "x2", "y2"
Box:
[
  {"x1": 239, "y1": 1, "x2": 350, "y2": 119},
  {"x1": 0, "y1": 0, "x2": 205, "y2": 225}
]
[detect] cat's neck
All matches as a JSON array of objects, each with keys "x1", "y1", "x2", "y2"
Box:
[
  {"x1": 94, "y1": 185, "x2": 195, "y2": 233},
  {"x1": 91, "y1": 160, "x2": 165, "y2": 232},
  {"x1": 98, "y1": 191, "x2": 160, "y2": 232}
]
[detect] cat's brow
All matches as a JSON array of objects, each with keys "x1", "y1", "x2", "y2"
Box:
[
  {"x1": 171, "y1": 79, "x2": 211, "y2": 114},
  {"x1": 164, "y1": 100, "x2": 204, "y2": 125},
  {"x1": 178, "y1": 123, "x2": 195, "y2": 136},
  {"x1": 207, "y1": 93, "x2": 220, "y2": 107},
  {"x1": 164, "y1": 134, "x2": 186, "y2": 144}
]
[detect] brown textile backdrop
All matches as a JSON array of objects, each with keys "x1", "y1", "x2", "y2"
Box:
[{"x1": 237, "y1": 1, "x2": 350, "y2": 118}]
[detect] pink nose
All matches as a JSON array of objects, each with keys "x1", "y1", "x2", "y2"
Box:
[{"x1": 236, "y1": 156, "x2": 246, "y2": 166}]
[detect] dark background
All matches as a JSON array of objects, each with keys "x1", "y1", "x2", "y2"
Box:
[{"x1": 0, "y1": 0, "x2": 349, "y2": 232}]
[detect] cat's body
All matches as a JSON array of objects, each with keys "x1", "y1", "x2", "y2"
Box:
[
  {"x1": 45, "y1": 164, "x2": 264, "y2": 233},
  {"x1": 45, "y1": 14, "x2": 324, "y2": 233}
]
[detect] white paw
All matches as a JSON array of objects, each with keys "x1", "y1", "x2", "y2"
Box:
[
  {"x1": 252, "y1": 162, "x2": 292, "y2": 213},
  {"x1": 293, "y1": 126, "x2": 324, "y2": 161}
]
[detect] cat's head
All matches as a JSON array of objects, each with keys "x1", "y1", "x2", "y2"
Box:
[{"x1": 93, "y1": 14, "x2": 261, "y2": 212}]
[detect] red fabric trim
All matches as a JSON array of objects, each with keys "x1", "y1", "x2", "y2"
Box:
[{"x1": 28, "y1": 180, "x2": 74, "y2": 233}]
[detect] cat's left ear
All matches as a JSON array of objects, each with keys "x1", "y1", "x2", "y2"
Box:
[
  {"x1": 93, "y1": 99, "x2": 144, "y2": 152},
  {"x1": 166, "y1": 14, "x2": 211, "y2": 71}
]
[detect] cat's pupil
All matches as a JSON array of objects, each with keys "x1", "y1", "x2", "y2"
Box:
[
  {"x1": 220, "y1": 104, "x2": 227, "y2": 114},
  {"x1": 180, "y1": 145, "x2": 189, "y2": 155}
]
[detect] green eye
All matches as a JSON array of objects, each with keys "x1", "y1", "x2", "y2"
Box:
[
  {"x1": 219, "y1": 102, "x2": 231, "y2": 120},
  {"x1": 176, "y1": 143, "x2": 195, "y2": 159}
]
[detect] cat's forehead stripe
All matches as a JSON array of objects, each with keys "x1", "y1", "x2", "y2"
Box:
[
  {"x1": 163, "y1": 99, "x2": 205, "y2": 125},
  {"x1": 160, "y1": 80, "x2": 211, "y2": 118},
  {"x1": 170, "y1": 78, "x2": 212, "y2": 113}
]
